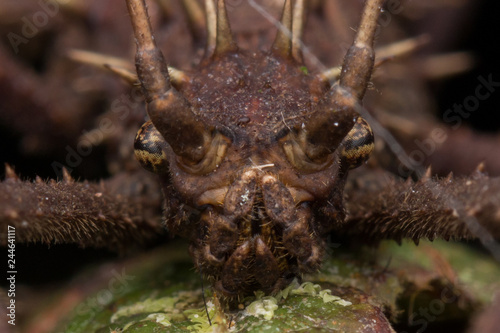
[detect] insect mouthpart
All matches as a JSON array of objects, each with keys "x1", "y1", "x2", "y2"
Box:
[{"x1": 193, "y1": 169, "x2": 324, "y2": 301}]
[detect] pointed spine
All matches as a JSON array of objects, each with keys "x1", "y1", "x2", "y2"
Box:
[
  {"x1": 475, "y1": 162, "x2": 486, "y2": 174},
  {"x1": 445, "y1": 172, "x2": 453, "y2": 183},
  {"x1": 62, "y1": 167, "x2": 74, "y2": 184},
  {"x1": 418, "y1": 166, "x2": 432, "y2": 184},
  {"x1": 292, "y1": 0, "x2": 305, "y2": 62},
  {"x1": 215, "y1": 0, "x2": 237, "y2": 55},
  {"x1": 272, "y1": 0, "x2": 293, "y2": 58},
  {"x1": 205, "y1": 0, "x2": 217, "y2": 56},
  {"x1": 4, "y1": 164, "x2": 19, "y2": 182}
]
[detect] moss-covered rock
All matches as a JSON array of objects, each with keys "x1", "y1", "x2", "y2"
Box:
[{"x1": 55, "y1": 240, "x2": 500, "y2": 332}]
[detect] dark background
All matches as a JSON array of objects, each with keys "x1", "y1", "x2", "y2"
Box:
[{"x1": 0, "y1": 1, "x2": 499, "y2": 331}]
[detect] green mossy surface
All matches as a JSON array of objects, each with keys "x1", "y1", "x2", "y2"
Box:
[{"x1": 56, "y1": 240, "x2": 500, "y2": 332}]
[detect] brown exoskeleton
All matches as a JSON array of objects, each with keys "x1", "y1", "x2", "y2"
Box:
[{"x1": 130, "y1": 0, "x2": 378, "y2": 303}]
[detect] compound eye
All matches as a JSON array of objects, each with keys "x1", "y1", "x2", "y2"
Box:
[
  {"x1": 340, "y1": 117, "x2": 374, "y2": 169},
  {"x1": 134, "y1": 121, "x2": 170, "y2": 174},
  {"x1": 134, "y1": 120, "x2": 230, "y2": 175}
]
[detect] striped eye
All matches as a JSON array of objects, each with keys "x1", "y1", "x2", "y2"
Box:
[
  {"x1": 134, "y1": 121, "x2": 169, "y2": 174},
  {"x1": 340, "y1": 117, "x2": 374, "y2": 169},
  {"x1": 134, "y1": 120, "x2": 230, "y2": 176}
]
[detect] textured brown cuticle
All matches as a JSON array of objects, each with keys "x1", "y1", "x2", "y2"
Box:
[{"x1": 128, "y1": 0, "x2": 381, "y2": 305}]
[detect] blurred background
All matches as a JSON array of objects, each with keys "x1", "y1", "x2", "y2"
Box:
[{"x1": 1, "y1": 0, "x2": 499, "y2": 331}]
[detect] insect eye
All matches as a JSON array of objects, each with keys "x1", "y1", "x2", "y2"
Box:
[
  {"x1": 134, "y1": 121, "x2": 169, "y2": 174},
  {"x1": 340, "y1": 117, "x2": 374, "y2": 169},
  {"x1": 134, "y1": 121, "x2": 230, "y2": 175}
]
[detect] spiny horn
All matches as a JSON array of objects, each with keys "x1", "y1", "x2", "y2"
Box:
[
  {"x1": 205, "y1": 0, "x2": 217, "y2": 56},
  {"x1": 148, "y1": 90, "x2": 212, "y2": 163},
  {"x1": 215, "y1": 0, "x2": 237, "y2": 55},
  {"x1": 299, "y1": 1, "x2": 384, "y2": 161},
  {"x1": 126, "y1": 0, "x2": 210, "y2": 163},
  {"x1": 127, "y1": 0, "x2": 171, "y2": 102},
  {"x1": 271, "y1": 0, "x2": 292, "y2": 58},
  {"x1": 338, "y1": 0, "x2": 385, "y2": 100},
  {"x1": 292, "y1": 0, "x2": 305, "y2": 62},
  {"x1": 4, "y1": 164, "x2": 19, "y2": 182}
]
